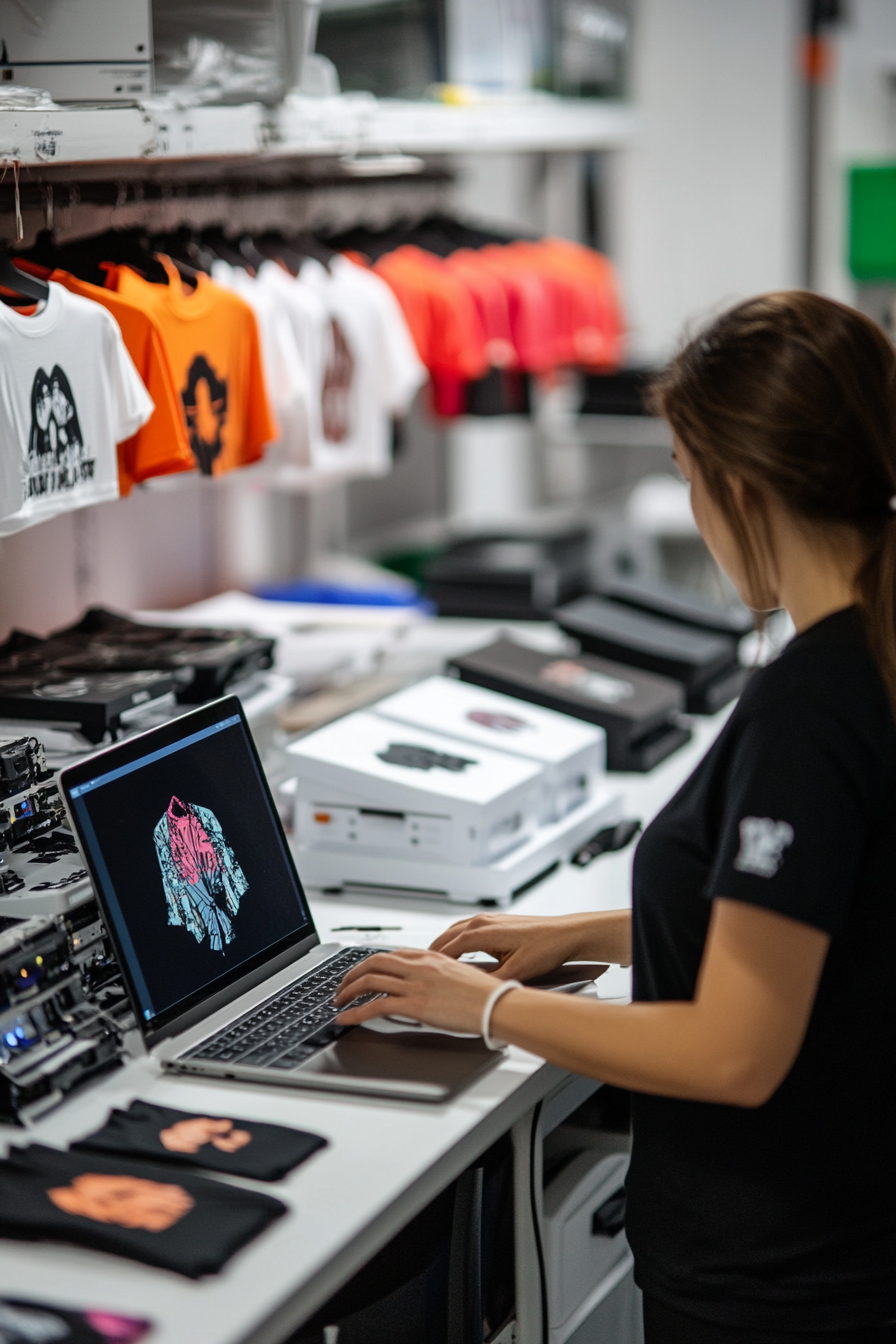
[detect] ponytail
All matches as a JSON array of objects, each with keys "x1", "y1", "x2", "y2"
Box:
[{"x1": 856, "y1": 517, "x2": 896, "y2": 717}]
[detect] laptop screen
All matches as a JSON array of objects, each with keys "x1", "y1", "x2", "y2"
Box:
[{"x1": 64, "y1": 698, "x2": 315, "y2": 1039}]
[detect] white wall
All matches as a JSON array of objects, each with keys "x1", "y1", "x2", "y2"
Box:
[{"x1": 610, "y1": 0, "x2": 802, "y2": 363}]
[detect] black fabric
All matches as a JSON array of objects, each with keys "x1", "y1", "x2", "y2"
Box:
[
  {"x1": 0, "y1": 1144, "x2": 286, "y2": 1277},
  {"x1": 643, "y1": 1295, "x2": 896, "y2": 1344},
  {"x1": 0, "y1": 1297, "x2": 150, "y2": 1344},
  {"x1": 74, "y1": 1099, "x2": 327, "y2": 1182},
  {"x1": 627, "y1": 607, "x2": 896, "y2": 1331}
]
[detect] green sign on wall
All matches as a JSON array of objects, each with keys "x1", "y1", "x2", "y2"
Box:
[{"x1": 849, "y1": 165, "x2": 896, "y2": 281}]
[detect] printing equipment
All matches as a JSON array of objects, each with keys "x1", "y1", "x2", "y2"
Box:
[
  {"x1": 0, "y1": 897, "x2": 130, "y2": 1124},
  {"x1": 596, "y1": 575, "x2": 755, "y2": 639},
  {"x1": 0, "y1": 0, "x2": 153, "y2": 103},
  {"x1": 423, "y1": 526, "x2": 591, "y2": 620},
  {"x1": 449, "y1": 636, "x2": 691, "y2": 772},
  {"x1": 0, "y1": 736, "x2": 92, "y2": 917},
  {"x1": 373, "y1": 675, "x2": 606, "y2": 823},
  {"x1": 554, "y1": 594, "x2": 748, "y2": 714},
  {"x1": 288, "y1": 706, "x2": 621, "y2": 905}
]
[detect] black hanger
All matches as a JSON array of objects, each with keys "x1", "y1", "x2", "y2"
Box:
[
  {"x1": 17, "y1": 228, "x2": 170, "y2": 287},
  {"x1": 275, "y1": 232, "x2": 336, "y2": 268},
  {"x1": 151, "y1": 226, "x2": 214, "y2": 275},
  {"x1": 238, "y1": 234, "x2": 266, "y2": 272},
  {"x1": 255, "y1": 232, "x2": 303, "y2": 276},
  {"x1": 0, "y1": 247, "x2": 50, "y2": 307},
  {"x1": 200, "y1": 227, "x2": 253, "y2": 271}
]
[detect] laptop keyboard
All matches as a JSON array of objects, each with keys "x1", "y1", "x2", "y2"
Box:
[{"x1": 185, "y1": 947, "x2": 381, "y2": 1072}]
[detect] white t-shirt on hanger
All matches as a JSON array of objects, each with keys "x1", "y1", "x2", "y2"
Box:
[
  {"x1": 211, "y1": 260, "x2": 313, "y2": 468},
  {"x1": 299, "y1": 254, "x2": 426, "y2": 478},
  {"x1": 0, "y1": 282, "x2": 153, "y2": 535},
  {"x1": 256, "y1": 261, "x2": 331, "y2": 470},
  {"x1": 330, "y1": 255, "x2": 426, "y2": 417}
]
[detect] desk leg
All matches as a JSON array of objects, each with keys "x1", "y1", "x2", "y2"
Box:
[{"x1": 512, "y1": 1103, "x2": 545, "y2": 1344}]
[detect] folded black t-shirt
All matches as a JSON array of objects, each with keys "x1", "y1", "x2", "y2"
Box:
[
  {"x1": 0, "y1": 1145, "x2": 286, "y2": 1278},
  {"x1": 73, "y1": 1100, "x2": 327, "y2": 1181}
]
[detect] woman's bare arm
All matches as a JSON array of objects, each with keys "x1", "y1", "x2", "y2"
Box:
[
  {"x1": 429, "y1": 910, "x2": 632, "y2": 977},
  {"x1": 335, "y1": 899, "x2": 829, "y2": 1108}
]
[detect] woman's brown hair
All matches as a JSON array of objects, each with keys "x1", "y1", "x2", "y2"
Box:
[{"x1": 651, "y1": 291, "x2": 896, "y2": 714}]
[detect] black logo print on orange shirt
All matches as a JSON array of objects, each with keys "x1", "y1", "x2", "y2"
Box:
[
  {"x1": 181, "y1": 355, "x2": 228, "y2": 476},
  {"x1": 26, "y1": 364, "x2": 95, "y2": 499}
]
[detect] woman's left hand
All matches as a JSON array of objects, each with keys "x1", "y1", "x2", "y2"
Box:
[{"x1": 334, "y1": 948, "x2": 497, "y2": 1035}]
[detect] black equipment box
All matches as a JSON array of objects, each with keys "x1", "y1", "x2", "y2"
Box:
[
  {"x1": 0, "y1": 671, "x2": 177, "y2": 744},
  {"x1": 598, "y1": 576, "x2": 754, "y2": 639},
  {"x1": 448, "y1": 637, "x2": 691, "y2": 773},
  {"x1": 579, "y1": 367, "x2": 656, "y2": 417},
  {"x1": 33, "y1": 608, "x2": 276, "y2": 704},
  {"x1": 425, "y1": 527, "x2": 590, "y2": 620},
  {"x1": 554, "y1": 595, "x2": 748, "y2": 714},
  {"x1": 0, "y1": 609, "x2": 276, "y2": 741},
  {"x1": 0, "y1": 909, "x2": 124, "y2": 1124}
]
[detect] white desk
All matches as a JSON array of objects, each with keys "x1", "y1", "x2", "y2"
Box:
[{"x1": 0, "y1": 702, "x2": 728, "y2": 1344}]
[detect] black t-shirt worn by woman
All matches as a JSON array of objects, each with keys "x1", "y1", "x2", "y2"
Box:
[{"x1": 627, "y1": 606, "x2": 896, "y2": 1332}]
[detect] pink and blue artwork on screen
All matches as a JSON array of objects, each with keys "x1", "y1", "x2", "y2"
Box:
[{"x1": 153, "y1": 797, "x2": 248, "y2": 953}]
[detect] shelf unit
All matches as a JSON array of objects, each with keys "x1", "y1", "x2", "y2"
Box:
[{"x1": 0, "y1": 94, "x2": 634, "y2": 170}]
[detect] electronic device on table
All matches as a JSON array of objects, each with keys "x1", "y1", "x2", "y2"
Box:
[
  {"x1": 0, "y1": 903, "x2": 129, "y2": 1125},
  {"x1": 373, "y1": 675, "x2": 606, "y2": 824},
  {"x1": 0, "y1": 735, "x2": 93, "y2": 917},
  {"x1": 60, "y1": 696, "x2": 501, "y2": 1102},
  {"x1": 554, "y1": 595, "x2": 748, "y2": 714},
  {"x1": 288, "y1": 706, "x2": 622, "y2": 906},
  {"x1": 0, "y1": 609, "x2": 276, "y2": 745},
  {"x1": 449, "y1": 637, "x2": 691, "y2": 773},
  {"x1": 52, "y1": 608, "x2": 277, "y2": 704},
  {"x1": 0, "y1": 671, "x2": 177, "y2": 745},
  {"x1": 596, "y1": 576, "x2": 754, "y2": 640},
  {"x1": 423, "y1": 526, "x2": 590, "y2": 620}
]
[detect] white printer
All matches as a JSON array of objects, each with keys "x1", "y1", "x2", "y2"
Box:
[
  {"x1": 287, "y1": 704, "x2": 621, "y2": 905},
  {"x1": 0, "y1": 0, "x2": 152, "y2": 103},
  {"x1": 373, "y1": 676, "x2": 606, "y2": 824},
  {"x1": 543, "y1": 1149, "x2": 633, "y2": 1344},
  {"x1": 291, "y1": 710, "x2": 544, "y2": 866}
]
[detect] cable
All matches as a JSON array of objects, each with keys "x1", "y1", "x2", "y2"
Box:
[{"x1": 529, "y1": 1099, "x2": 549, "y2": 1344}]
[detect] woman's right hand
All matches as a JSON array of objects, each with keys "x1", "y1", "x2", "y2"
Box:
[{"x1": 429, "y1": 912, "x2": 603, "y2": 983}]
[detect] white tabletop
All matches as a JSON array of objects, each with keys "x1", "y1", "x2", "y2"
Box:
[{"x1": 0, "y1": 700, "x2": 729, "y2": 1344}]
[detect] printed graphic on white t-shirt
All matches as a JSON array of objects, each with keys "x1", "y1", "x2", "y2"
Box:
[
  {"x1": 734, "y1": 816, "x2": 794, "y2": 878},
  {"x1": 0, "y1": 283, "x2": 153, "y2": 535},
  {"x1": 26, "y1": 363, "x2": 94, "y2": 500}
]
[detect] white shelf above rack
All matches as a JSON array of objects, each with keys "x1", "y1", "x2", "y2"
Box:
[{"x1": 0, "y1": 95, "x2": 635, "y2": 170}]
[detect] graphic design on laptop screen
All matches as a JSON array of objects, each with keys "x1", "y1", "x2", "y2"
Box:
[
  {"x1": 69, "y1": 713, "x2": 311, "y2": 1027},
  {"x1": 154, "y1": 797, "x2": 248, "y2": 952}
]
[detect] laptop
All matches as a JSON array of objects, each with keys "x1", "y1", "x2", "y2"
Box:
[{"x1": 60, "y1": 695, "x2": 500, "y2": 1102}]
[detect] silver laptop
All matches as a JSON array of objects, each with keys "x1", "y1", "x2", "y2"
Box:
[{"x1": 60, "y1": 695, "x2": 499, "y2": 1102}]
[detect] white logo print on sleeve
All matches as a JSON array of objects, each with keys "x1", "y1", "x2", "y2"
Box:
[{"x1": 734, "y1": 817, "x2": 795, "y2": 878}]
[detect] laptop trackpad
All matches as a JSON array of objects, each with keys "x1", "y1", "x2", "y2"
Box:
[{"x1": 295, "y1": 1026, "x2": 499, "y2": 1101}]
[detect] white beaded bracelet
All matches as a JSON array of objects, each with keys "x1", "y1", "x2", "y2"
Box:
[{"x1": 481, "y1": 979, "x2": 522, "y2": 1051}]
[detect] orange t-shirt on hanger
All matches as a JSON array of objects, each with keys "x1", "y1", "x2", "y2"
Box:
[
  {"x1": 107, "y1": 257, "x2": 276, "y2": 476},
  {"x1": 51, "y1": 269, "x2": 196, "y2": 496},
  {"x1": 374, "y1": 245, "x2": 489, "y2": 417}
]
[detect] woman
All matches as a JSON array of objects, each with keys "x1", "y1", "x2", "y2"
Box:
[{"x1": 336, "y1": 292, "x2": 896, "y2": 1342}]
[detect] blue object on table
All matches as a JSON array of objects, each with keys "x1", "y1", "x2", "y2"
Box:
[{"x1": 254, "y1": 578, "x2": 434, "y2": 611}]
